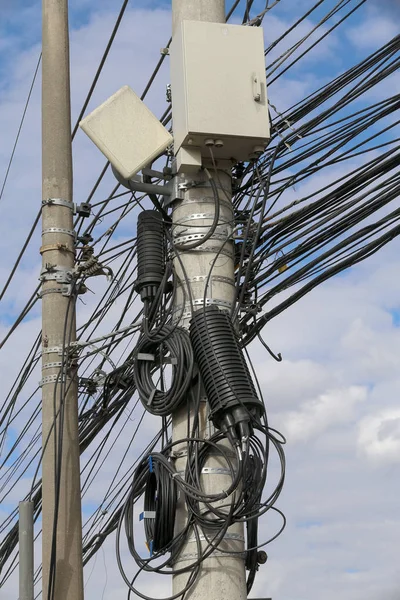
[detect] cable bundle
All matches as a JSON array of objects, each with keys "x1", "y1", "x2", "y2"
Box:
[
  {"x1": 117, "y1": 426, "x2": 286, "y2": 598},
  {"x1": 126, "y1": 453, "x2": 178, "y2": 555}
]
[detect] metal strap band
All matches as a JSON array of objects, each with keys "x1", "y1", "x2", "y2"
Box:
[
  {"x1": 173, "y1": 298, "x2": 232, "y2": 313},
  {"x1": 193, "y1": 298, "x2": 232, "y2": 308},
  {"x1": 42, "y1": 362, "x2": 64, "y2": 370},
  {"x1": 176, "y1": 275, "x2": 235, "y2": 287},
  {"x1": 42, "y1": 227, "x2": 76, "y2": 238},
  {"x1": 42, "y1": 198, "x2": 74, "y2": 210},
  {"x1": 40, "y1": 243, "x2": 75, "y2": 255},
  {"x1": 177, "y1": 212, "x2": 216, "y2": 222},
  {"x1": 171, "y1": 449, "x2": 236, "y2": 459},
  {"x1": 173, "y1": 231, "x2": 229, "y2": 245},
  {"x1": 171, "y1": 245, "x2": 233, "y2": 259},
  {"x1": 173, "y1": 550, "x2": 246, "y2": 563},
  {"x1": 38, "y1": 286, "x2": 71, "y2": 298},
  {"x1": 177, "y1": 467, "x2": 233, "y2": 477},
  {"x1": 187, "y1": 533, "x2": 244, "y2": 544},
  {"x1": 42, "y1": 347, "x2": 64, "y2": 355},
  {"x1": 39, "y1": 374, "x2": 66, "y2": 387},
  {"x1": 173, "y1": 196, "x2": 232, "y2": 209}
]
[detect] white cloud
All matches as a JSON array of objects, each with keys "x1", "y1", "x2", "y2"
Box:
[
  {"x1": 358, "y1": 408, "x2": 400, "y2": 464},
  {"x1": 346, "y1": 15, "x2": 398, "y2": 50},
  {"x1": 278, "y1": 385, "x2": 367, "y2": 443}
]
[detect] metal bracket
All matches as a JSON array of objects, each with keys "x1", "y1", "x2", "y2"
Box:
[
  {"x1": 42, "y1": 198, "x2": 92, "y2": 218},
  {"x1": 39, "y1": 265, "x2": 73, "y2": 284},
  {"x1": 164, "y1": 177, "x2": 186, "y2": 206},
  {"x1": 163, "y1": 176, "x2": 229, "y2": 207}
]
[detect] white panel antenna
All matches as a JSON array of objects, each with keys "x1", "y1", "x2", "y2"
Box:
[{"x1": 80, "y1": 85, "x2": 173, "y2": 179}]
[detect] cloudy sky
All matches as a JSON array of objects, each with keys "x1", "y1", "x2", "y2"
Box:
[{"x1": 1, "y1": 1, "x2": 400, "y2": 599}]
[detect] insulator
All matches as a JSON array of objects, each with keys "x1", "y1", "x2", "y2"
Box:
[
  {"x1": 135, "y1": 210, "x2": 166, "y2": 301},
  {"x1": 189, "y1": 306, "x2": 264, "y2": 443}
]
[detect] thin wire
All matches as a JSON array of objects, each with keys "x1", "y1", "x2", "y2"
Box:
[{"x1": 0, "y1": 54, "x2": 41, "y2": 203}]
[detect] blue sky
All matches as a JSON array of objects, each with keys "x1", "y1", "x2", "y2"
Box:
[{"x1": 1, "y1": 2, "x2": 400, "y2": 600}]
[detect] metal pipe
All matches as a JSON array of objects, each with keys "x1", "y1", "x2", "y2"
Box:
[{"x1": 19, "y1": 501, "x2": 34, "y2": 600}]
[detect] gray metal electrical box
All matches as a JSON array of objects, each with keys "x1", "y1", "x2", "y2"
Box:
[{"x1": 170, "y1": 21, "x2": 270, "y2": 163}]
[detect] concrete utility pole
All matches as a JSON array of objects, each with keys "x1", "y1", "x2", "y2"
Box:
[
  {"x1": 41, "y1": 2, "x2": 84, "y2": 600},
  {"x1": 19, "y1": 501, "x2": 34, "y2": 600},
  {"x1": 171, "y1": 2, "x2": 247, "y2": 599}
]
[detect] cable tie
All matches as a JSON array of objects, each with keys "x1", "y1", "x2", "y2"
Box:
[
  {"x1": 149, "y1": 455, "x2": 153, "y2": 473},
  {"x1": 139, "y1": 511, "x2": 156, "y2": 521}
]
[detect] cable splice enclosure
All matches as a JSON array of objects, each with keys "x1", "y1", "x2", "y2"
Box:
[
  {"x1": 135, "y1": 210, "x2": 166, "y2": 301},
  {"x1": 189, "y1": 306, "x2": 264, "y2": 443}
]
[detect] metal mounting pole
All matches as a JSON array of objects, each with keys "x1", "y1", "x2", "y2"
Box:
[
  {"x1": 19, "y1": 501, "x2": 34, "y2": 600},
  {"x1": 41, "y1": 1, "x2": 84, "y2": 600},
  {"x1": 171, "y1": 2, "x2": 247, "y2": 599}
]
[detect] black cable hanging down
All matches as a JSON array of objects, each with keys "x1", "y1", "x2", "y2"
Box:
[
  {"x1": 189, "y1": 306, "x2": 264, "y2": 445},
  {"x1": 135, "y1": 210, "x2": 166, "y2": 301}
]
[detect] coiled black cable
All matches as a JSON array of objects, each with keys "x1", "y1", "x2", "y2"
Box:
[
  {"x1": 142, "y1": 453, "x2": 177, "y2": 554},
  {"x1": 133, "y1": 326, "x2": 194, "y2": 416}
]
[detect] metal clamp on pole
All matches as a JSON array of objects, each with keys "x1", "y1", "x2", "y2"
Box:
[
  {"x1": 39, "y1": 265, "x2": 73, "y2": 284},
  {"x1": 42, "y1": 198, "x2": 92, "y2": 217}
]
